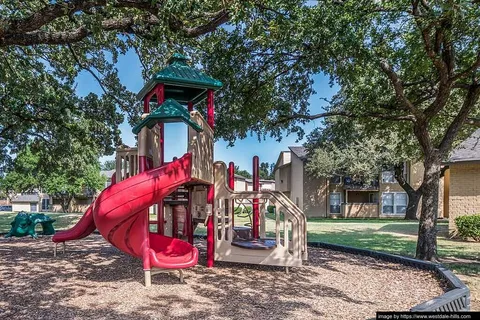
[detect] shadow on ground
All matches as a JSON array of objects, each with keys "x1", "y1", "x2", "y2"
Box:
[{"x1": 0, "y1": 235, "x2": 443, "y2": 319}]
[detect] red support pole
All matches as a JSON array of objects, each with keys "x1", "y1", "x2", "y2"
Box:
[
  {"x1": 207, "y1": 89, "x2": 214, "y2": 129},
  {"x1": 156, "y1": 83, "x2": 165, "y2": 166},
  {"x1": 143, "y1": 86, "x2": 158, "y2": 113},
  {"x1": 156, "y1": 83, "x2": 165, "y2": 235},
  {"x1": 138, "y1": 156, "x2": 147, "y2": 173},
  {"x1": 228, "y1": 162, "x2": 235, "y2": 227},
  {"x1": 156, "y1": 83, "x2": 165, "y2": 104},
  {"x1": 143, "y1": 98, "x2": 149, "y2": 113},
  {"x1": 206, "y1": 88, "x2": 215, "y2": 267},
  {"x1": 188, "y1": 101, "x2": 194, "y2": 112},
  {"x1": 206, "y1": 185, "x2": 215, "y2": 267},
  {"x1": 252, "y1": 156, "x2": 260, "y2": 239}
]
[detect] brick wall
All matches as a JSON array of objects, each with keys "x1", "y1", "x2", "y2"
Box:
[{"x1": 449, "y1": 162, "x2": 480, "y2": 232}]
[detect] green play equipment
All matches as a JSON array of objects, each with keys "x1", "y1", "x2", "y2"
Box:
[
  {"x1": 132, "y1": 98, "x2": 203, "y2": 134},
  {"x1": 4, "y1": 211, "x2": 56, "y2": 238}
]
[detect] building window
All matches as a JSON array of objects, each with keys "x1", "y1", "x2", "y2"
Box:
[
  {"x1": 382, "y1": 192, "x2": 407, "y2": 214},
  {"x1": 329, "y1": 193, "x2": 341, "y2": 214},
  {"x1": 381, "y1": 170, "x2": 396, "y2": 183},
  {"x1": 395, "y1": 193, "x2": 407, "y2": 214},
  {"x1": 330, "y1": 175, "x2": 341, "y2": 184},
  {"x1": 369, "y1": 193, "x2": 379, "y2": 203},
  {"x1": 41, "y1": 199, "x2": 49, "y2": 211}
]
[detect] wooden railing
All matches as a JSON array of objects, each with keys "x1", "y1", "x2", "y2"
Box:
[
  {"x1": 115, "y1": 147, "x2": 138, "y2": 182},
  {"x1": 214, "y1": 161, "x2": 307, "y2": 266}
]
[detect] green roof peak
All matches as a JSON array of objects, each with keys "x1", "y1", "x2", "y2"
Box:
[
  {"x1": 132, "y1": 99, "x2": 203, "y2": 134},
  {"x1": 167, "y1": 53, "x2": 189, "y2": 65},
  {"x1": 137, "y1": 53, "x2": 223, "y2": 104}
]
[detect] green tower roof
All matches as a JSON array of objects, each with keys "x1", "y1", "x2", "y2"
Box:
[
  {"x1": 137, "y1": 53, "x2": 223, "y2": 104},
  {"x1": 132, "y1": 98, "x2": 203, "y2": 134}
]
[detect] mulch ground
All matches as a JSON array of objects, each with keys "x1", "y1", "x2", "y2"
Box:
[{"x1": 0, "y1": 235, "x2": 445, "y2": 320}]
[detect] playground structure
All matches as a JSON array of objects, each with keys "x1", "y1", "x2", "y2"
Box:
[
  {"x1": 52, "y1": 54, "x2": 307, "y2": 286},
  {"x1": 5, "y1": 212, "x2": 55, "y2": 238}
]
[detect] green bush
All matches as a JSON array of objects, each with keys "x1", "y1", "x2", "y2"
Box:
[
  {"x1": 267, "y1": 205, "x2": 275, "y2": 214},
  {"x1": 455, "y1": 214, "x2": 480, "y2": 241},
  {"x1": 244, "y1": 206, "x2": 252, "y2": 214},
  {"x1": 234, "y1": 207, "x2": 243, "y2": 215}
]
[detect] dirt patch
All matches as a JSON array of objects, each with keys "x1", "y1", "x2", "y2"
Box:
[{"x1": 0, "y1": 235, "x2": 445, "y2": 320}]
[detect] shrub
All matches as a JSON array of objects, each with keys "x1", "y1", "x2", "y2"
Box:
[
  {"x1": 267, "y1": 205, "x2": 275, "y2": 214},
  {"x1": 244, "y1": 206, "x2": 252, "y2": 214},
  {"x1": 455, "y1": 214, "x2": 480, "y2": 241},
  {"x1": 234, "y1": 207, "x2": 243, "y2": 215}
]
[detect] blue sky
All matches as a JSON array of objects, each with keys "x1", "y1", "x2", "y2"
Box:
[{"x1": 75, "y1": 49, "x2": 339, "y2": 172}]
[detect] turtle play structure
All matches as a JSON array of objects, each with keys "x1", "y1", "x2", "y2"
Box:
[
  {"x1": 5, "y1": 212, "x2": 55, "y2": 238},
  {"x1": 52, "y1": 54, "x2": 307, "y2": 286}
]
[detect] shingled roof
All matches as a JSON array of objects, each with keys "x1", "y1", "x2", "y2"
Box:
[
  {"x1": 448, "y1": 129, "x2": 480, "y2": 163},
  {"x1": 12, "y1": 194, "x2": 39, "y2": 203},
  {"x1": 137, "y1": 53, "x2": 222, "y2": 104},
  {"x1": 288, "y1": 146, "x2": 307, "y2": 161}
]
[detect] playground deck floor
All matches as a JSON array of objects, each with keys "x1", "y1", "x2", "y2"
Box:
[{"x1": 0, "y1": 235, "x2": 445, "y2": 320}]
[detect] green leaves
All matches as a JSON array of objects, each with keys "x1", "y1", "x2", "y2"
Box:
[
  {"x1": 1, "y1": 141, "x2": 106, "y2": 212},
  {"x1": 305, "y1": 118, "x2": 419, "y2": 181}
]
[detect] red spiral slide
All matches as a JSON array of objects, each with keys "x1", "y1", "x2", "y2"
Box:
[{"x1": 52, "y1": 153, "x2": 198, "y2": 271}]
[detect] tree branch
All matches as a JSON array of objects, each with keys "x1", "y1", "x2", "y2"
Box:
[
  {"x1": 67, "y1": 44, "x2": 128, "y2": 110},
  {"x1": 274, "y1": 110, "x2": 416, "y2": 125},
  {"x1": 0, "y1": 0, "x2": 106, "y2": 36},
  {"x1": 451, "y1": 51, "x2": 480, "y2": 81},
  {"x1": 0, "y1": 2, "x2": 230, "y2": 47},
  {"x1": 439, "y1": 84, "x2": 480, "y2": 153},
  {"x1": 168, "y1": 9, "x2": 229, "y2": 38},
  {"x1": 379, "y1": 60, "x2": 421, "y2": 118}
]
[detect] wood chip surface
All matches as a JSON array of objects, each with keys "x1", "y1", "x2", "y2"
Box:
[{"x1": 0, "y1": 235, "x2": 445, "y2": 320}]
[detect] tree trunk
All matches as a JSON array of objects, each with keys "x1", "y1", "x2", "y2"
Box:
[
  {"x1": 415, "y1": 154, "x2": 441, "y2": 261},
  {"x1": 60, "y1": 195, "x2": 73, "y2": 213},
  {"x1": 405, "y1": 191, "x2": 421, "y2": 220},
  {"x1": 394, "y1": 164, "x2": 420, "y2": 220}
]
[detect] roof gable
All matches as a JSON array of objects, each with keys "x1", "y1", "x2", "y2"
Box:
[
  {"x1": 12, "y1": 194, "x2": 39, "y2": 203},
  {"x1": 448, "y1": 129, "x2": 480, "y2": 163},
  {"x1": 132, "y1": 99, "x2": 203, "y2": 134},
  {"x1": 288, "y1": 146, "x2": 307, "y2": 161},
  {"x1": 273, "y1": 150, "x2": 291, "y2": 172}
]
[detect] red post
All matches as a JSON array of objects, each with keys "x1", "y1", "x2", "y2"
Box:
[
  {"x1": 143, "y1": 98, "x2": 149, "y2": 113},
  {"x1": 156, "y1": 83, "x2": 165, "y2": 104},
  {"x1": 143, "y1": 86, "x2": 158, "y2": 113},
  {"x1": 138, "y1": 156, "x2": 147, "y2": 173},
  {"x1": 207, "y1": 89, "x2": 214, "y2": 129},
  {"x1": 206, "y1": 88, "x2": 215, "y2": 267},
  {"x1": 188, "y1": 101, "x2": 194, "y2": 112},
  {"x1": 206, "y1": 185, "x2": 215, "y2": 267},
  {"x1": 156, "y1": 84, "x2": 165, "y2": 235},
  {"x1": 253, "y1": 156, "x2": 260, "y2": 239},
  {"x1": 228, "y1": 162, "x2": 235, "y2": 227}
]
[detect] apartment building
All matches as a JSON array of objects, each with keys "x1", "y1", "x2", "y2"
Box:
[
  {"x1": 274, "y1": 146, "x2": 445, "y2": 218},
  {"x1": 446, "y1": 129, "x2": 480, "y2": 232}
]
